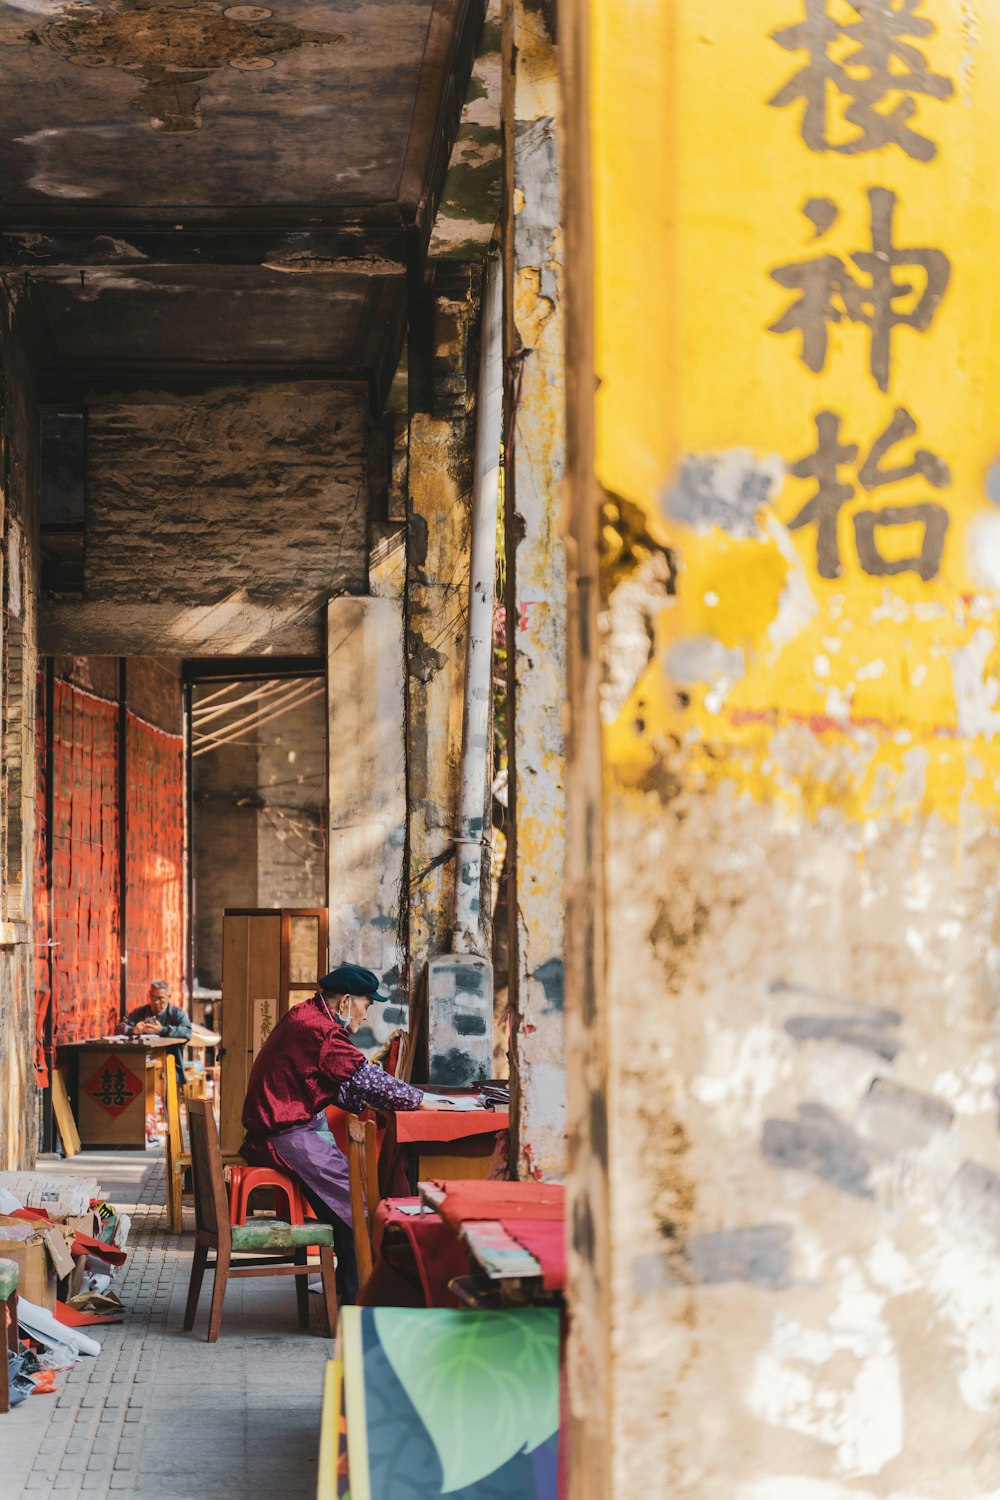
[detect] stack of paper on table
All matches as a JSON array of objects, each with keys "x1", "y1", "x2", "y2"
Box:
[{"x1": 420, "y1": 1093, "x2": 488, "y2": 1112}]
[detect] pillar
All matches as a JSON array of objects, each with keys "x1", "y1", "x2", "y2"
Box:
[
  {"x1": 0, "y1": 279, "x2": 39, "y2": 1168},
  {"x1": 566, "y1": 0, "x2": 1000, "y2": 1493},
  {"x1": 559, "y1": 0, "x2": 612, "y2": 1491},
  {"x1": 502, "y1": 0, "x2": 567, "y2": 1179},
  {"x1": 326, "y1": 597, "x2": 407, "y2": 1012}
]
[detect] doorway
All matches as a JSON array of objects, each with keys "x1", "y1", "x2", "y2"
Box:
[{"x1": 186, "y1": 664, "x2": 327, "y2": 1023}]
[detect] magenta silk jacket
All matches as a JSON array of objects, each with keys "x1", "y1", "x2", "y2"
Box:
[
  {"x1": 240, "y1": 993, "x2": 422, "y2": 1167},
  {"x1": 241, "y1": 993, "x2": 366, "y2": 1139}
]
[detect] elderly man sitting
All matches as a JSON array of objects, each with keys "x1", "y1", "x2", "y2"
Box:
[
  {"x1": 127, "y1": 979, "x2": 193, "y2": 1118},
  {"x1": 240, "y1": 963, "x2": 437, "y2": 1302}
]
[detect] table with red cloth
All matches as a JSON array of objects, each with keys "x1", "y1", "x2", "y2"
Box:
[
  {"x1": 421, "y1": 1178, "x2": 566, "y2": 1293},
  {"x1": 355, "y1": 1197, "x2": 471, "y2": 1309},
  {"x1": 377, "y1": 1103, "x2": 510, "y2": 1197}
]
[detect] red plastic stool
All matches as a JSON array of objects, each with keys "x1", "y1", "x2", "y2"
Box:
[{"x1": 228, "y1": 1165, "x2": 307, "y2": 1226}]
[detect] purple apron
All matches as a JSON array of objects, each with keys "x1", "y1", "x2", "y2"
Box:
[{"x1": 269, "y1": 1112, "x2": 353, "y2": 1226}]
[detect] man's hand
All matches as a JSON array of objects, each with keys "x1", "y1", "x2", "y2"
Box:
[{"x1": 136, "y1": 1020, "x2": 161, "y2": 1036}]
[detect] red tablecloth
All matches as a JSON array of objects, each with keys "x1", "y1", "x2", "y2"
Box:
[
  {"x1": 395, "y1": 1108, "x2": 509, "y2": 1144},
  {"x1": 356, "y1": 1198, "x2": 469, "y2": 1309},
  {"x1": 430, "y1": 1179, "x2": 565, "y2": 1230},
  {"x1": 503, "y1": 1218, "x2": 565, "y2": 1291},
  {"x1": 379, "y1": 1109, "x2": 509, "y2": 1197}
]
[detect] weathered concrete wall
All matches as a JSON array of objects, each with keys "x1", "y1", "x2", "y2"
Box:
[
  {"x1": 428, "y1": 0, "x2": 502, "y2": 262},
  {"x1": 568, "y1": 2, "x2": 1000, "y2": 1494},
  {"x1": 192, "y1": 686, "x2": 325, "y2": 991},
  {"x1": 502, "y1": 0, "x2": 566, "y2": 1178},
  {"x1": 404, "y1": 264, "x2": 496, "y2": 1078},
  {"x1": 327, "y1": 597, "x2": 407, "y2": 1035},
  {"x1": 41, "y1": 382, "x2": 370, "y2": 657},
  {"x1": 406, "y1": 413, "x2": 472, "y2": 1006},
  {"x1": 0, "y1": 281, "x2": 39, "y2": 1169},
  {"x1": 256, "y1": 691, "x2": 326, "y2": 916},
  {"x1": 191, "y1": 735, "x2": 259, "y2": 994}
]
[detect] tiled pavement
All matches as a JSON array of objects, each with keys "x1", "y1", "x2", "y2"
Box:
[{"x1": 0, "y1": 1150, "x2": 332, "y2": 1500}]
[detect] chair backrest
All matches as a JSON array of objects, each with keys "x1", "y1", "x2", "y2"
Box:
[
  {"x1": 370, "y1": 1028, "x2": 408, "y2": 1080},
  {"x1": 186, "y1": 1099, "x2": 231, "y2": 1248},
  {"x1": 398, "y1": 968, "x2": 426, "y2": 1083},
  {"x1": 347, "y1": 1116, "x2": 380, "y2": 1283}
]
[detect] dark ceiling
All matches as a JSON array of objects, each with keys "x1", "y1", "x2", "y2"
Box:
[
  {"x1": 0, "y1": 0, "x2": 484, "y2": 397},
  {"x1": 0, "y1": 0, "x2": 477, "y2": 223},
  {"x1": 28, "y1": 263, "x2": 407, "y2": 376}
]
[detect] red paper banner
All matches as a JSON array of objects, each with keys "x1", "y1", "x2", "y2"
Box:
[{"x1": 35, "y1": 677, "x2": 185, "y2": 1060}]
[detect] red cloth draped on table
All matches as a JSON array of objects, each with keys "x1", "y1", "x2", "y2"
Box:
[
  {"x1": 429, "y1": 1179, "x2": 564, "y2": 1228},
  {"x1": 356, "y1": 1199, "x2": 469, "y2": 1308},
  {"x1": 429, "y1": 1179, "x2": 566, "y2": 1291},
  {"x1": 394, "y1": 1110, "x2": 509, "y2": 1145}
]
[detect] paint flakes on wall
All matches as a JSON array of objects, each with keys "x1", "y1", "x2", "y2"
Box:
[
  {"x1": 690, "y1": 1020, "x2": 794, "y2": 1136},
  {"x1": 951, "y1": 626, "x2": 1000, "y2": 738},
  {"x1": 633, "y1": 1223, "x2": 793, "y2": 1294},
  {"x1": 762, "y1": 1103, "x2": 876, "y2": 1198},
  {"x1": 664, "y1": 449, "x2": 785, "y2": 539},
  {"x1": 748, "y1": 1266, "x2": 904, "y2": 1477},
  {"x1": 784, "y1": 1006, "x2": 902, "y2": 1062}
]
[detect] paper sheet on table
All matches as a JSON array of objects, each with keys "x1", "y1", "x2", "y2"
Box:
[{"x1": 421, "y1": 1094, "x2": 485, "y2": 1112}]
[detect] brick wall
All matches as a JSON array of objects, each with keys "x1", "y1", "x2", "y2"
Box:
[{"x1": 41, "y1": 381, "x2": 372, "y2": 657}]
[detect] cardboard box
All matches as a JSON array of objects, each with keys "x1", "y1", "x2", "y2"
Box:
[
  {"x1": 0, "y1": 1233, "x2": 56, "y2": 1309},
  {"x1": 0, "y1": 1213, "x2": 76, "y2": 1311},
  {"x1": 52, "y1": 1211, "x2": 100, "y2": 1241},
  {"x1": 58, "y1": 1254, "x2": 87, "y2": 1304}
]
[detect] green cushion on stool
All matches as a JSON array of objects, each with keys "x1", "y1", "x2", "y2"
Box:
[
  {"x1": 0, "y1": 1257, "x2": 18, "y2": 1301},
  {"x1": 231, "y1": 1220, "x2": 334, "y2": 1253}
]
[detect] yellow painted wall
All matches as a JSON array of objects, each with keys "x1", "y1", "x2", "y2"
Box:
[{"x1": 593, "y1": 0, "x2": 1000, "y2": 823}]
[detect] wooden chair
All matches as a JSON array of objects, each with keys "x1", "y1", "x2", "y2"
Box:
[
  {"x1": 183, "y1": 1099, "x2": 339, "y2": 1343},
  {"x1": 0, "y1": 1258, "x2": 18, "y2": 1414},
  {"x1": 347, "y1": 1116, "x2": 380, "y2": 1284},
  {"x1": 165, "y1": 1057, "x2": 241, "y2": 1234}
]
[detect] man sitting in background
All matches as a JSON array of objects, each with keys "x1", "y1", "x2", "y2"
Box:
[{"x1": 128, "y1": 978, "x2": 192, "y2": 1096}]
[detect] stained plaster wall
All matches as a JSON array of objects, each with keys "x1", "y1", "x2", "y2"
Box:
[
  {"x1": 406, "y1": 413, "x2": 473, "y2": 1006},
  {"x1": 0, "y1": 281, "x2": 39, "y2": 1169},
  {"x1": 404, "y1": 267, "x2": 491, "y2": 1041},
  {"x1": 40, "y1": 381, "x2": 370, "y2": 658},
  {"x1": 427, "y1": 0, "x2": 502, "y2": 263},
  {"x1": 327, "y1": 597, "x2": 407, "y2": 1035},
  {"x1": 567, "y1": 3, "x2": 1000, "y2": 1495}
]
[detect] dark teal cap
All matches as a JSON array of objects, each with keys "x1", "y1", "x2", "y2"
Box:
[{"x1": 319, "y1": 964, "x2": 386, "y2": 1000}]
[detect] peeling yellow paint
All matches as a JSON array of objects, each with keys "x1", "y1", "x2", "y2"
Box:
[{"x1": 515, "y1": 264, "x2": 557, "y2": 344}]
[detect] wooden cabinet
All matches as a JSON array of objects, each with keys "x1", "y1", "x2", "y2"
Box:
[{"x1": 219, "y1": 908, "x2": 328, "y2": 1156}]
